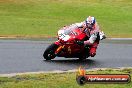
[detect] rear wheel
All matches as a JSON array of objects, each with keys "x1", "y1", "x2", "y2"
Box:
[
  {"x1": 43, "y1": 43, "x2": 59, "y2": 60},
  {"x1": 79, "y1": 56, "x2": 86, "y2": 61},
  {"x1": 78, "y1": 45, "x2": 89, "y2": 61}
]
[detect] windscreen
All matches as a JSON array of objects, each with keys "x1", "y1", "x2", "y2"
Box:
[{"x1": 63, "y1": 25, "x2": 80, "y2": 36}]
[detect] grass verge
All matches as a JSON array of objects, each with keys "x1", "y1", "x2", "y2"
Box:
[
  {"x1": 0, "y1": 68, "x2": 132, "y2": 88},
  {"x1": 0, "y1": 0, "x2": 132, "y2": 38}
]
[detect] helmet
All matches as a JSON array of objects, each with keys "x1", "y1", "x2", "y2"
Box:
[
  {"x1": 85, "y1": 16, "x2": 96, "y2": 25},
  {"x1": 85, "y1": 16, "x2": 96, "y2": 29}
]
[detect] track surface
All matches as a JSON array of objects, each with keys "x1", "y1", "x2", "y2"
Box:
[{"x1": 0, "y1": 39, "x2": 132, "y2": 74}]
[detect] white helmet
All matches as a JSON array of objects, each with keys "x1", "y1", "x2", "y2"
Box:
[{"x1": 85, "y1": 16, "x2": 96, "y2": 25}]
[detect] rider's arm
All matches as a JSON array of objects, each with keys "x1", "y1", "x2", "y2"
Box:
[
  {"x1": 84, "y1": 32, "x2": 98, "y2": 45},
  {"x1": 99, "y1": 31, "x2": 106, "y2": 40},
  {"x1": 95, "y1": 22, "x2": 106, "y2": 40}
]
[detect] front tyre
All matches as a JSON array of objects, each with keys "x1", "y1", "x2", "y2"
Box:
[{"x1": 43, "y1": 43, "x2": 59, "y2": 60}]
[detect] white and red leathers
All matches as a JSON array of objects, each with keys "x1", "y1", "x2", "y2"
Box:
[{"x1": 74, "y1": 19, "x2": 105, "y2": 57}]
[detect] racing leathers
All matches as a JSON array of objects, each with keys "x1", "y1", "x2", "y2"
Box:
[{"x1": 75, "y1": 21, "x2": 105, "y2": 57}]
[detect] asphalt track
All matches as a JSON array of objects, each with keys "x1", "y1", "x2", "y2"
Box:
[{"x1": 0, "y1": 39, "x2": 132, "y2": 74}]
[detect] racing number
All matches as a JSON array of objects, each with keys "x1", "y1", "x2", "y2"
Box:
[{"x1": 58, "y1": 33, "x2": 65, "y2": 39}]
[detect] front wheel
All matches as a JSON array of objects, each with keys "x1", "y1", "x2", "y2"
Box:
[{"x1": 43, "y1": 43, "x2": 59, "y2": 60}]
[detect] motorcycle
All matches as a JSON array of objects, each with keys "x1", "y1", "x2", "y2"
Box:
[{"x1": 43, "y1": 25, "x2": 102, "y2": 60}]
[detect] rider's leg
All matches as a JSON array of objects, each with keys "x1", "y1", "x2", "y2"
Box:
[
  {"x1": 89, "y1": 47, "x2": 97, "y2": 57},
  {"x1": 89, "y1": 41, "x2": 99, "y2": 57}
]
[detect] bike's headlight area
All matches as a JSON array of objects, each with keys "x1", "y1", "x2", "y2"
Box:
[
  {"x1": 63, "y1": 35, "x2": 70, "y2": 41},
  {"x1": 58, "y1": 30, "x2": 70, "y2": 41},
  {"x1": 59, "y1": 35, "x2": 70, "y2": 42}
]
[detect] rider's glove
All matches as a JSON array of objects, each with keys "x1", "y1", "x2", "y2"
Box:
[
  {"x1": 99, "y1": 31, "x2": 106, "y2": 40},
  {"x1": 76, "y1": 41, "x2": 84, "y2": 45}
]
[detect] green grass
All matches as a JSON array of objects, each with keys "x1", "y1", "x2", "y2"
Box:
[
  {"x1": 0, "y1": 0, "x2": 132, "y2": 38},
  {"x1": 0, "y1": 68, "x2": 132, "y2": 88}
]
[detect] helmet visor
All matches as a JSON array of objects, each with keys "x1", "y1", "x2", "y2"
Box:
[{"x1": 86, "y1": 23, "x2": 93, "y2": 29}]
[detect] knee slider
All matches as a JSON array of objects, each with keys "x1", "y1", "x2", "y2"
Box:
[{"x1": 90, "y1": 53, "x2": 96, "y2": 57}]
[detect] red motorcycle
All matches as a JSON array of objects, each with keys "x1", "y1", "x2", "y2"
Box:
[{"x1": 43, "y1": 25, "x2": 90, "y2": 60}]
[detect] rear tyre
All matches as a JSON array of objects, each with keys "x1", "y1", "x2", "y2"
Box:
[
  {"x1": 78, "y1": 45, "x2": 89, "y2": 61},
  {"x1": 79, "y1": 56, "x2": 86, "y2": 61},
  {"x1": 43, "y1": 43, "x2": 59, "y2": 60}
]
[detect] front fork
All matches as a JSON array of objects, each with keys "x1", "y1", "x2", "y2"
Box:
[
  {"x1": 54, "y1": 40, "x2": 64, "y2": 55},
  {"x1": 55, "y1": 45, "x2": 64, "y2": 55}
]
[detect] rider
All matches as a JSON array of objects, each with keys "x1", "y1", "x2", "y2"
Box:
[{"x1": 74, "y1": 16, "x2": 106, "y2": 57}]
